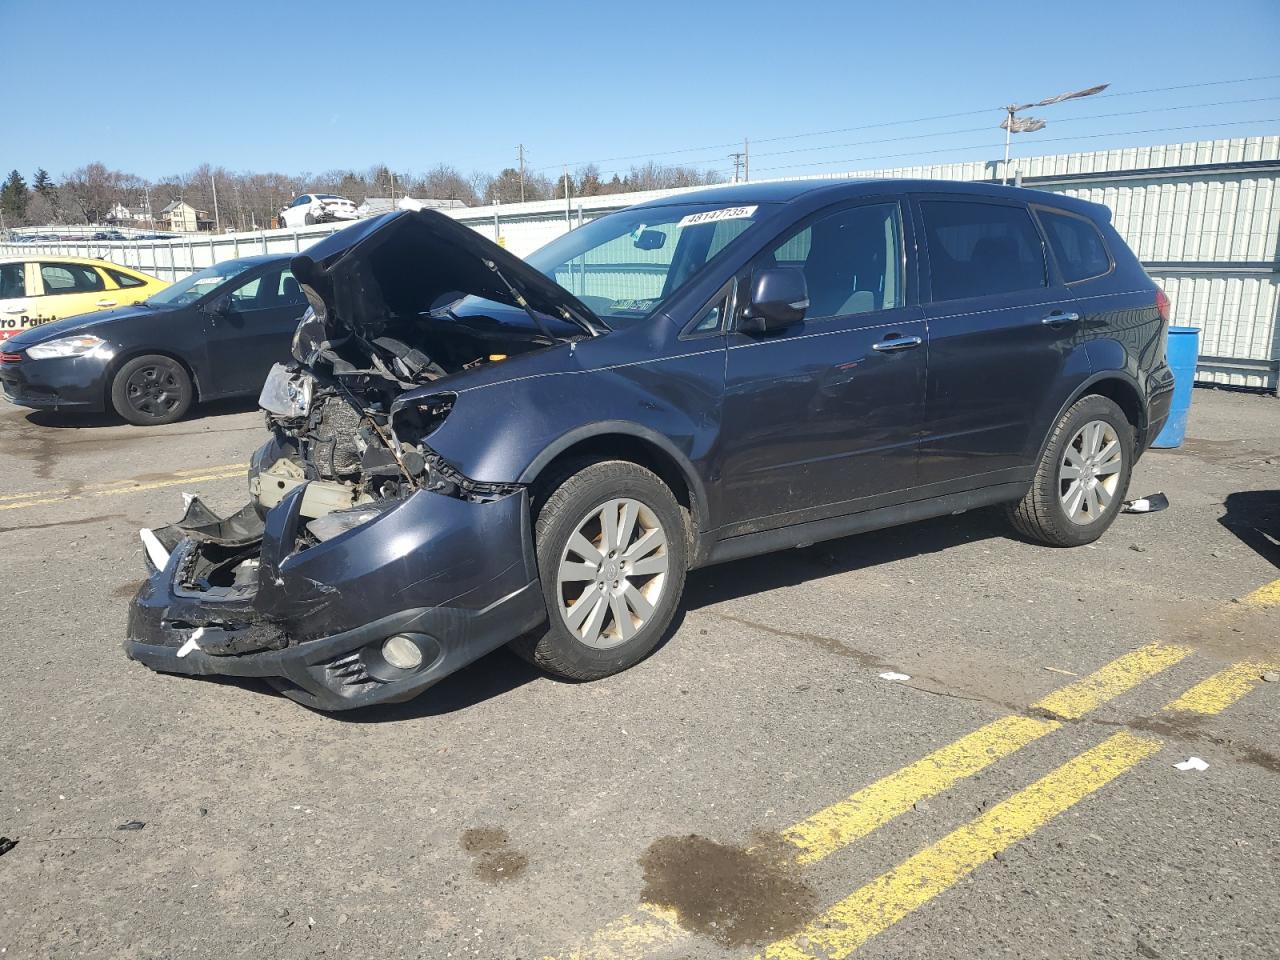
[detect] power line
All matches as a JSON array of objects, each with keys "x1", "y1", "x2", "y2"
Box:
[
  {"x1": 532, "y1": 73, "x2": 1280, "y2": 175},
  {"x1": 749, "y1": 117, "x2": 1280, "y2": 175},
  {"x1": 747, "y1": 96, "x2": 1280, "y2": 162}
]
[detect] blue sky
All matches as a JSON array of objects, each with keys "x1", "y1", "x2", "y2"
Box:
[{"x1": 3, "y1": 0, "x2": 1278, "y2": 182}]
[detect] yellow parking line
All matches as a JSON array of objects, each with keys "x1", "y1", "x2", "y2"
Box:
[
  {"x1": 1032, "y1": 641, "x2": 1192, "y2": 720},
  {"x1": 0, "y1": 468, "x2": 244, "y2": 513},
  {"x1": 0, "y1": 463, "x2": 244, "y2": 505},
  {"x1": 544, "y1": 642, "x2": 1190, "y2": 960},
  {"x1": 1163, "y1": 659, "x2": 1276, "y2": 715},
  {"x1": 561, "y1": 906, "x2": 684, "y2": 960},
  {"x1": 784, "y1": 715, "x2": 1059, "y2": 864},
  {"x1": 1241, "y1": 579, "x2": 1280, "y2": 608},
  {"x1": 759, "y1": 732, "x2": 1162, "y2": 960}
]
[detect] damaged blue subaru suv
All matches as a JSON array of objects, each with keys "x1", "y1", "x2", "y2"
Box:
[{"x1": 126, "y1": 179, "x2": 1174, "y2": 710}]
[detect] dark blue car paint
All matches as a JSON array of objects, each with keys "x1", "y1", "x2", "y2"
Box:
[{"x1": 125, "y1": 179, "x2": 1174, "y2": 710}]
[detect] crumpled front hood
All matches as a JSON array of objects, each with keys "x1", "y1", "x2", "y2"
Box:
[{"x1": 289, "y1": 209, "x2": 604, "y2": 339}]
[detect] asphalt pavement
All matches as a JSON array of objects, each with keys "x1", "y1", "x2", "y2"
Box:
[{"x1": 0, "y1": 388, "x2": 1276, "y2": 960}]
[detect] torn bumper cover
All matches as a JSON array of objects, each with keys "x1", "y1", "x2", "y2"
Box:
[{"x1": 124, "y1": 482, "x2": 545, "y2": 711}]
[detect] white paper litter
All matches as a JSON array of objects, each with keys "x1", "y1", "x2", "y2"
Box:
[
  {"x1": 182, "y1": 492, "x2": 196, "y2": 508},
  {"x1": 139, "y1": 528, "x2": 170, "y2": 570},
  {"x1": 1174, "y1": 757, "x2": 1209, "y2": 772},
  {"x1": 879, "y1": 672, "x2": 911, "y2": 682}
]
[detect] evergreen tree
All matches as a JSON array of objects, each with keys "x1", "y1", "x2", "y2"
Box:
[
  {"x1": 1, "y1": 170, "x2": 29, "y2": 225},
  {"x1": 32, "y1": 168, "x2": 54, "y2": 196}
]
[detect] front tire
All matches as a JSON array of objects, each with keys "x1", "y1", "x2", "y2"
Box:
[
  {"x1": 110, "y1": 354, "x2": 193, "y2": 425},
  {"x1": 1008, "y1": 394, "x2": 1134, "y2": 547},
  {"x1": 514, "y1": 460, "x2": 688, "y2": 680}
]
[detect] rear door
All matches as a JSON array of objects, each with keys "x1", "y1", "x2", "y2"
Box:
[
  {"x1": 33, "y1": 261, "x2": 116, "y2": 324},
  {"x1": 913, "y1": 195, "x2": 1077, "y2": 490},
  {"x1": 716, "y1": 197, "x2": 927, "y2": 534},
  {"x1": 204, "y1": 266, "x2": 309, "y2": 397}
]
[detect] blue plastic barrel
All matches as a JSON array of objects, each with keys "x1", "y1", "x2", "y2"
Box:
[{"x1": 1151, "y1": 326, "x2": 1200, "y2": 448}]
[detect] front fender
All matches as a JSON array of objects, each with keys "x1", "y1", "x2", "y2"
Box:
[{"x1": 422, "y1": 349, "x2": 723, "y2": 524}]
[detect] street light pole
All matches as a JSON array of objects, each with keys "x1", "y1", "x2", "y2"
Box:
[{"x1": 999, "y1": 83, "x2": 1109, "y2": 185}]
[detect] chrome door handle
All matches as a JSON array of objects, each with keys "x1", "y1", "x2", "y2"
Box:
[
  {"x1": 1042, "y1": 311, "x2": 1079, "y2": 325},
  {"x1": 2, "y1": 306, "x2": 27, "y2": 314},
  {"x1": 96, "y1": 299, "x2": 117, "y2": 308},
  {"x1": 872, "y1": 335, "x2": 923, "y2": 352}
]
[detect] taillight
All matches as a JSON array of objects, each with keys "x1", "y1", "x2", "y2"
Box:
[{"x1": 1155, "y1": 287, "x2": 1171, "y2": 324}]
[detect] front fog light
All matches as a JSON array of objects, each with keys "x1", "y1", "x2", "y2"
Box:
[{"x1": 382, "y1": 634, "x2": 424, "y2": 670}]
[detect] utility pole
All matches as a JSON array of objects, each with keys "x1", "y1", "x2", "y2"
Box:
[
  {"x1": 729, "y1": 151, "x2": 745, "y2": 183},
  {"x1": 743, "y1": 137, "x2": 749, "y2": 182},
  {"x1": 210, "y1": 174, "x2": 221, "y2": 233},
  {"x1": 517, "y1": 144, "x2": 526, "y2": 203}
]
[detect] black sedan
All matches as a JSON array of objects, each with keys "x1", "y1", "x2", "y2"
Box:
[{"x1": 0, "y1": 254, "x2": 308, "y2": 424}]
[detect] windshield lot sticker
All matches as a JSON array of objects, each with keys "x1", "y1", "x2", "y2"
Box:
[
  {"x1": 610, "y1": 298, "x2": 660, "y2": 313},
  {"x1": 677, "y1": 205, "x2": 757, "y2": 228}
]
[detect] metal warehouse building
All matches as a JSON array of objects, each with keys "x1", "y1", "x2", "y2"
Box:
[{"x1": 6, "y1": 135, "x2": 1278, "y2": 389}]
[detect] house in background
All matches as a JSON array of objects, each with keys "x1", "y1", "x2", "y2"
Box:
[
  {"x1": 157, "y1": 200, "x2": 214, "y2": 232},
  {"x1": 106, "y1": 202, "x2": 151, "y2": 224}
]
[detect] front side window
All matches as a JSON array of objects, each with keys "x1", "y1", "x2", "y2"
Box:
[
  {"x1": 764, "y1": 202, "x2": 903, "y2": 319},
  {"x1": 1038, "y1": 209, "x2": 1111, "y2": 283},
  {"x1": 106, "y1": 267, "x2": 146, "y2": 289},
  {"x1": 921, "y1": 200, "x2": 1046, "y2": 301},
  {"x1": 39, "y1": 262, "x2": 105, "y2": 295},
  {"x1": 145, "y1": 259, "x2": 256, "y2": 306},
  {"x1": 525, "y1": 202, "x2": 766, "y2": 327},
  {"x1": 0, "y1": 263, "x2": 25, "y2": 299}
]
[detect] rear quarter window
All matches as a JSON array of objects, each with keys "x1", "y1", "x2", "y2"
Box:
[
  {"x1": 1037, "y1": 208, "x2": 1112, "y2": 283},
  {"x1": 920, "y1": 200, "x2": 1047, "y2": 301},
  {"x1": 106, "y1": 267, "x2": 147, "y2": 289}
]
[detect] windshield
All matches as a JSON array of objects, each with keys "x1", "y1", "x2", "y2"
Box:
[
  {"x1": 523, "y1": 201, "x2": 767, "y2": 327},
  {"x1": 146, "y1": 259, "x2": 256, "y2": 306}
]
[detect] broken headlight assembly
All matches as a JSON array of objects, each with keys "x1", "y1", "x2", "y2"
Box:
[
  {"x1": 258, "y1": 362, "x2": 315, "y2": 419},
  {"x1": 305, "y1": 504, "x2": 388, "y2": 542},
  {"x1": 26, "y1": 334, "x2": 108, "y2": 359}
]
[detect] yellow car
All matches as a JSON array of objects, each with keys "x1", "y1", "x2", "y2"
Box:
[{"x1": 0, "y1": 256, "x2": 169, "y2": 342}]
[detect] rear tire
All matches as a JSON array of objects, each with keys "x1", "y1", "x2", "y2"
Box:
[
  {"x1": 303, "y1": 212, "x2": 316, "y2": 226},
  {"x1": 513, "y1": 460, "x2": 688, "y2": 680},
  {"x1": 110, "y1": 354, "x2": 193, "y2": 426},
  {"x1": 1007, "y1": 394, "x2": 1134, "y2": 547}
]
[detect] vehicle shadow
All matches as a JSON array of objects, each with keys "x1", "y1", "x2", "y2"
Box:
[
  {"x1": 335, "y1": 649, "x2": 546, "y2": 724},
  {"x1": 338, "y1": 512, "x2": 1007, "y2": 723},
  {"x1": 22, "y1": 395, "x2": 260, "y2": 429},
  {"x1": 683, "y1": 507, "x2": 1011, "y2": 610},
  {"x1": 1219, "y1": 490, "x2": 1279, "y2": 568}
]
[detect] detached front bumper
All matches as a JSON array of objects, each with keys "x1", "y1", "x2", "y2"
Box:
[{"x1": 125, "y1": 482, "x2": 545, "y2": 711}]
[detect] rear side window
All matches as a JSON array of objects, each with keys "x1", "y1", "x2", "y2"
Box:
[
  {"x1": 1038, "y1": 209, "x2": 1111, "y2": 283},
  {"x1": 920, "y1": 200, "x2": 1046, "y2": 301},
  {"x1": 40, "y1": 262, "x2": 106, "y2": 295},
  {"x1": 106, "y1": 267, "x2": 146, "y2": 289}
]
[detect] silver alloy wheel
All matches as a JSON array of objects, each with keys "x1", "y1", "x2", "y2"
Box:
[
  {"x1": 556, "y1": 497, "x2": 670, "y2": 649},
  {"x1": 1059, "y1": 419, "x2": 1123, "y2": 525}
]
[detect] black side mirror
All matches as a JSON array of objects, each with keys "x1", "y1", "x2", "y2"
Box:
[
  {"x1": 741, "y1": 266, "x2": 808, "y2": 334},
  {"x1": 208, "y1": 296, "x2": 232, "y2": 318}
]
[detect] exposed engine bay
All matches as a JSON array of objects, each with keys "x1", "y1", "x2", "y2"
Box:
[{"x1": 127, "y1": 208, "x2": 598, "y2": 706}]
